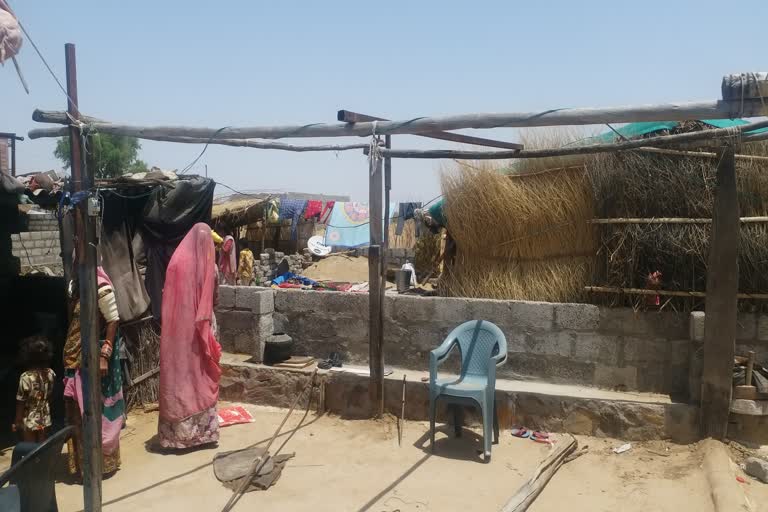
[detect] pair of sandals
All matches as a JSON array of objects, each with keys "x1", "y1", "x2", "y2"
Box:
[
  {"x1": 511, "y1": 427, "x2": 553, "y2": 444},
  {"x1": 318, "y1": 352, "x2": 342, "y2": 370}
]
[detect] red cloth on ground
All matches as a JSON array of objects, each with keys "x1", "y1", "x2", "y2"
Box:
[
  {"x1": 159, "y1": 223, "x2": 221, "y2": 423},
  {"x1": 304, "y1": 200, "x2": 323, "y2": 220}
]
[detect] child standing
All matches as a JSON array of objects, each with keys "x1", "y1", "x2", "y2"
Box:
[{"x1": 13, "y1": 336, "x2": 55, "y2": 443}]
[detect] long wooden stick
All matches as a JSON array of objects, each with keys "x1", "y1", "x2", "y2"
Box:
[
  {"x1": 28, "y1": 124, "x2": 372, "y2": 152},
  {"x1": 368, "y1": 119, "x2": 768, "y2": 160},
  {"x1": 585, "y1": 286, "x2": 768, "y2": 300},
  {"x1": 27, "y1": 98, "x2": 768, "y2": 140},
  {"x1": 500, "y1": 435, "x2": 578, "y2": 512},
  {"x1": 588, "y1": 216, "x2": 768, "y2": 224},
  {"x1": 635, "y1": 146, "x2": 768, "y2": 162}
]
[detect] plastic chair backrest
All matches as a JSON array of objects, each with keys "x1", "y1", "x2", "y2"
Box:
[
  {"x1": 0, "y1": 426, "x2": 74, "y2": 512},
  {"x1": 454, "y1": 320, "x2": 507, "y2": 377}
]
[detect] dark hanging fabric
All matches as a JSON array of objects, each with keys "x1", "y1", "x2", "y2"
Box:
[
  {"x1": 139, "y1": 177, "x2": 216, "y2": 320},
  {"x1": 396, "y1": 202, "x2": 422, "y2": 236}
]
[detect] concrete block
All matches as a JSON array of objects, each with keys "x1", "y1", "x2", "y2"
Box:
[
  {"x1": 598, "y1": 308, "x2": 651, "y2": 336},
  {"x1": 505, "y1": 300, "x2": 554, "y2": 332},
  {"x1": 525, "y1": 332, "x2": 572, "y2": 357},
  {"x1": 218, "y1": 285, "x2": 236, "y2": 309},
  {"x1": 31, "y1": 232, "x2": 42, "y2": 240},
  {"x1": 216, "y1": 310, "x2": 254, "y2": 353},
  {"x1": 594, "y1": 365, "x2": 637, "y2": 390},
  {"x1": 236, "y1": 286, "x2": 274, "y2": 314},
  {"x1": 554, "y1": 303, "x2": 599, "y2": 331},
  {"x1": 572, "y1": 334, "x2": 620, "y2": 365},
  {"x1": 10, "y1": 234, "x2": 19, "y2": 242},
  {"x1": 737, "y1": 312, "x2": 758, "y2": 341},
  {"x1": 622, "y1": 337, "x2": 668, "y2": 364},
  {"x1": 690, "y1": 311, "x2": 705, "y2": 342},
  {"x1": 19, "y1": 232, "x2": 33, "y2": 240}
]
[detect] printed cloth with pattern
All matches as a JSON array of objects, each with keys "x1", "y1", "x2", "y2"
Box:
[{"x1": 16, "y1": 368, "x2": 55, "y2": 431}]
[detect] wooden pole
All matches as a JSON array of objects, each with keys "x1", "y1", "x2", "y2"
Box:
[
  {"x1": 27, "y1": 98, "x2": 768, "y2": 141},
  {"x1": 65, "y1": 43, "x2": 103, "y2": 511},
  {"x1": 337, "y1": 109, "x2": 523, "y2": 150},
  {"x1": 10, "y1": 137, "x2": 16, "y2": 177},
  {"x1": 588, "y1": 216, "x2": 768, "y2": 225},
  {"x1": 368, "y1": 150, "x2": 384, "y2": 417},
  {"x1": 701, "y1": 147, "x2": 739, "y2": 439},
  {"x1": 584, "y1": 286, "x2": 768, "y2": 300},
  {"x1": 383, "y1": 135, "x2": 391, "y2": 285},
  {"x1": 367, "y1": 119, "x2": 768, "y2": 160}
]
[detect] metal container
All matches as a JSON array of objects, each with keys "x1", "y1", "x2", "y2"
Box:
[{"x1": 395, "y1": 269, "x2": 412, "y2": 293}]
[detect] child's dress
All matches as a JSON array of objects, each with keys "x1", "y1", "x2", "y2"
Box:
[{"x1": 16, "y1": 368, "x2": 55, "y2": 431}]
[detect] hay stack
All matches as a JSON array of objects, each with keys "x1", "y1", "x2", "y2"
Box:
[
  {"x1": 440, "y1": 162, "x2": 596, "y2": 302},
  {"x1": 591, "y1": 150, "x2": 768, "y2": 308}
]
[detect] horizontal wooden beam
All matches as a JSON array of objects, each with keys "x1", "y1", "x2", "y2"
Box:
[
  {"x1": 28, "y1": 98, "x2": 767, "y2": 141},
  {"x1": 366, "y1": 118, "x2": 768, "y2": 160},
  {"x1": 589, "y1": 216, "x2": 768, "y2": 224},
  {"x1": 585, "y1": 286, "x2": 768, "y2": 300},
  {"x1": 29, "y1": 124, "x2": 373, "y2": 152},
  {"x1": 337, "y1": 109, "x2": 524, "y2": 150}
]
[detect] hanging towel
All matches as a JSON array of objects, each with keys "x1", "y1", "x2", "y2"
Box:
[
  {"x1": 324, "y1": 201, "x2": 395, "y2": 248},
  {"x1": 320, "y1": 201, "x2": 335, "y2": 223},
  {"x1": 395, "y1": 202, "x2": 423, "y2": 236},
  {"x1": 304, "y1": 200, "x2": 323, "y2": 220},
  {"x1": 279, "y1": 199, "x2": 308, "y2": 240}
]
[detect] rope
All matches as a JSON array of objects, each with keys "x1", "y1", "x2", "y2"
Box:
[{"x1": 220, "y1": 369, "x2": 318, "y2": 512}]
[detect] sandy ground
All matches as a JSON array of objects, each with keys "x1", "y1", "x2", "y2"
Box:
[{"x1": 26, "y1": 403, "x2": 728, "y2": 512}]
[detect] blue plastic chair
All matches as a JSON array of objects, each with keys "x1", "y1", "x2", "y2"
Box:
[{"x1": 429, "y1": 320, "x2": 507, "y2": 462}]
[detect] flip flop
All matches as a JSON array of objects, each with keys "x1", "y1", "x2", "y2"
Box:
[
  {"x1": 511, "y1": 427, "x2": 531, "y2": 439},
  {"x1": 530, "y1": 431, "x2": 553, "y2": 444}
]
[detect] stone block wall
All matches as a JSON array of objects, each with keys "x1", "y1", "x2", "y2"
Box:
[
  {"x1": 250, "y1": 249, "x2": 312, "y2": 285},
  {"x1": 266, "y1": 290, "x2": 692, "y2": 396},
  {"x1": 11, "y1": 213, "x2": 62, "y2": 273},
  {"x1": 216, "y1": 286, "x2": 274, "y2": 362},
  {"x1": 687, "y1": 310, "x2": 768, "y2": 403}
]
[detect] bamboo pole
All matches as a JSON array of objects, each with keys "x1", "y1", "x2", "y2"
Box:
[
  {"x1": 584, "y1": 286, "x2": 768, "y2": 300},
  {"x1": 27, "y1": 98, "x2": 768, "y2": 141},
  {"x1": 588, "y1": 216, "x2": 768, "y2": 225}
]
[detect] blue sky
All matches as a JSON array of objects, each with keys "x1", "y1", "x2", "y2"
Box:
[{"x1": 3, "y1": 0, "x2": 767, "y2": 201}]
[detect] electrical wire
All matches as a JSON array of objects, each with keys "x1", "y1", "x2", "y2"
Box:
[{"x1": 178, "y1": 127, "x2": 230, "y2": 174}]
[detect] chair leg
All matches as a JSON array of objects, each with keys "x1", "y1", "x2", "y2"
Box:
[
  {"x1": 493, "y1": 400, "x2": 500, "y2": 445},
  {"x1": 481, "y1": 399, "x2": 492, "y2": 463},
  {"x1": 429, "y1": 396, "x2": 437, "y2": 453},
  {"x1": 452, "y1": 404, "x2": 463, "y2": 438}
]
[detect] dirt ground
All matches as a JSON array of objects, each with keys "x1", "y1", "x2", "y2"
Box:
[
  {"x1": 19, "y1": 403, "x2": 734, "y2": 512},
  {"x1": 302, "y1": 254, "x2": 370, "y2": 283}
]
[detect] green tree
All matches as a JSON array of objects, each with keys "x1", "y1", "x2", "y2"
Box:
[{"x1": 55, "y1": 134, "x2": 148, "y2": 179}]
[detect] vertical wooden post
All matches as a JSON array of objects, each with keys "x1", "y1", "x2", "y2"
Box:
[
  {"x1": 701, "y1": 146, "x2": 739, "y2": 439},
  {"x1": 368, "y1": 149, "x2": 384, "y2": 416},
  {"x1": 66, "y1": 43, "x2": 103, "y2": 511},
  {"x1": 10, "y1": 137, "x2": 16, "y2": 177}
]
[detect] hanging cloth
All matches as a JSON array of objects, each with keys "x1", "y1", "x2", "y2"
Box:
[
  {"x1": 395, "y1": 202, "x2": 423, "y2": 236},
  {"x1": 279, "y1": 199, "x2": 308, "y2": 241},
  {"x1": 304, "y1": 200, "x2": 323, "y2": 220},
  {"x1": 238, "y1": 248, "x2": 255, "y2": 285},
  {"x1": 319, "y1": 201, "x2": 335, "y2": 224}
]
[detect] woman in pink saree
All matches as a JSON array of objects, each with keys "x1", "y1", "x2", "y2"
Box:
[{"x1": 158, "y1": 223, "x2": 222, "y2": 449}]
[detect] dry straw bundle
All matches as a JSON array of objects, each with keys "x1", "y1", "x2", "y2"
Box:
[
  {"x1": 592, "y1": 150, "x2": 768, "y2": 309},
  {"x1": 438, "y1": 128, "x2": 768, "y2": 308},
  {"x1": 440, "y1": 158, "x2": 596, "y2": 302}
]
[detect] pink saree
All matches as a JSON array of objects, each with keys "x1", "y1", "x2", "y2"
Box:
[{"x1": 158, "y1": 223, "x2": 222, "y2": 449}]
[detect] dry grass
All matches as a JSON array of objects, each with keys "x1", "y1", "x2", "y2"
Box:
[
  {"x1": 123, "y1": 319, "x2": 160, "y2": 411},
  {"x1": 439, "y1": 145, "x2": 596, "y2": 301},
  {"x1": 437, "y1": 129, "x2": 768, "y2": 308}
]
